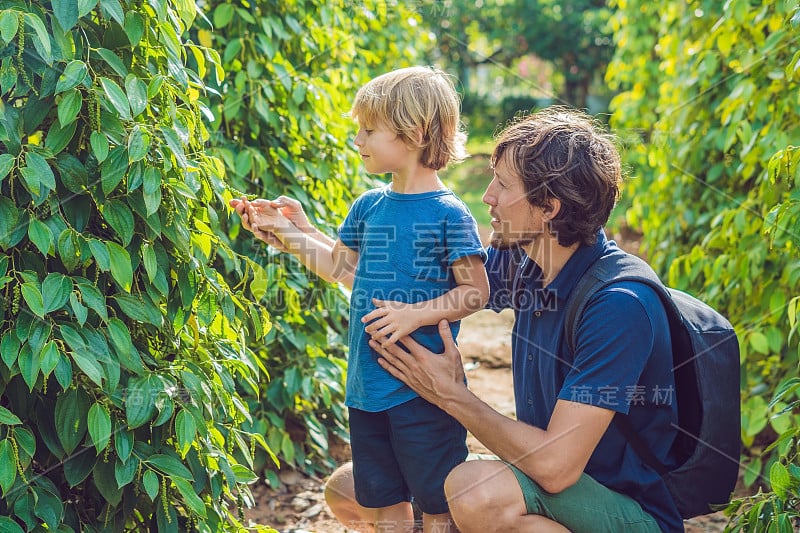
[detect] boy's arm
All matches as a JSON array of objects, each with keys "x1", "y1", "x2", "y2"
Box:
[
  {"x1": 243, "y1": 200, "x2": 358, "y2": 288},
  {"x1": 362, "y1": 254, "x2": 489, "y2": 346}
]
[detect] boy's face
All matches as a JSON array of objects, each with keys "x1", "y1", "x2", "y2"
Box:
[{"x1": 353, "y1": 119, "x2": 416, "y2": 175}]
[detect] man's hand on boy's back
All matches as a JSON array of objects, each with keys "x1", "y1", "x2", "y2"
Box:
[{"x1": 362, "y1": 298, "x2": 425, "y2": 348}]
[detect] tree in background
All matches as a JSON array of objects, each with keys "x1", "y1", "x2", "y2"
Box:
[
  {"x1": 0, "y1": 0, "x2": 270, "y2": 530},
  {"x1": 420, "y1": 0, "x2": 614, "y2": 109},
  {"x1": 607, "y1": 1, "x2": 800, "y2": 526},
  {"x1": 196, "y1": 0, "x2": 425, "y2": 482}
]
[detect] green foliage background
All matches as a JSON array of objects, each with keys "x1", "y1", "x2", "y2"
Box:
[
  {"x1": 196, "y1": 0, "x2": 423, "y2": 481},
  {"x1": 607, "y1": 0, "x2": 800, "y2": 528},
  {"x1": 0, "y1": 0, "x2": 420, "y2": 530}
]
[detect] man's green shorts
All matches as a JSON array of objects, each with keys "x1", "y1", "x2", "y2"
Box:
[{"x1": 469, "y1": 454, "x2": 663, "y2": 532}]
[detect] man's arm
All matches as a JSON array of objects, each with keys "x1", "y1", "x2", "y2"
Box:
[
  {"x1": 362, "y1": 255, "x2": 489, "y2": 346},
  {"x1": 372, "y1": 320, "x2": 614, "y2": 493}
]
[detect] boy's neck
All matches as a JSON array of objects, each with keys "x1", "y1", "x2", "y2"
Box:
[{"x1": 390, "y1": 166, "x2": 445, "y2": 194}]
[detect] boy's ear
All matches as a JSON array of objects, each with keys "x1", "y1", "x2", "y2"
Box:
[{"x1": 408, "y1": 127, "x2": 425, "y2": 148}]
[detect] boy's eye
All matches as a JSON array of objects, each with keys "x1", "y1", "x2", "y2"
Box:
[{"x1": 364, "y1": 129, "x2": 373, "y2": 134}]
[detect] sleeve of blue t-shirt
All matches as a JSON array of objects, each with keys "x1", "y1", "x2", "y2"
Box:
[
  {"x1": 558, "y1": 282, "x2": 661, "y2": 414},
  {"x1": 444, "y1": 213, "x2": 488, "y2": 266},
  {"x1": 485, "y1": 247, "x2": 515, "y2": 311},
  {"x1": 337, "y1": 190, "x2": 373, "y2": 252}
]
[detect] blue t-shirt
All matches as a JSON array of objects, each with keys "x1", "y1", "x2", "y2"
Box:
[
  {"x1": 485, "y1": 230, "x2": 684, "y2": 533},
  {"x1": 338, "y1": 186, "x2": 486, "y2": 412}
]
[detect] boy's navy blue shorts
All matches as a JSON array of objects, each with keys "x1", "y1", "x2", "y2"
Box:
[{"x1": 349, "y1": 397, "x2": 468, "y2": 515}]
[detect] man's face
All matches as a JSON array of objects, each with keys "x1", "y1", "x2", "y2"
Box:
[{"x1": 482, "y1": 156, "x2": 544, "y2": 250}]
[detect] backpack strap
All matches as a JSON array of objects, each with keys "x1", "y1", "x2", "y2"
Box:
[{"x1": 563, "y1": 250, "x2": 673, "y2": 477}]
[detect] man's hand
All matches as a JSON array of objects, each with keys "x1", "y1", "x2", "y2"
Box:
[
  {"x1": 371, "y1": 320, "x2": 467, "y2": 408},
  {"x1": 362, "y1": 298, "x2": 422, "y2": 347}
]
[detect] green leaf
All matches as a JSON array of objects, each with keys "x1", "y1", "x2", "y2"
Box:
[
  {"x1": 107, "y1": 317, "x2": 145, "y2": 374},
  {"x1": 770, "y1": 461, "x2": 791, "y2": 499},
  {"x1": 175, "y1": 410, "x2": 196, "y2": 458},
  {"x1": 0, "y1": 11, "x2": 19, "y2": 46},
  {"x1": 57, "y1": 231, "x2": 81, "y2": 275},
  {"x1": 21, "y1": 282, "x2": 45, "y2": 318},
  {"x1": 56, "y1": 60, "x2": 88, "y2": 93},
  {"x1": 97, "y1": 48, "x2": 128, "y2": 78},
  {"x1": 55, "y1": 388, "x2": 89, "y2": 454},
  {"x1": 19, "y1": 166, "x2": 41, "y2": 196},
  {"x1": 749, "y1": 331, "x2": 770, "y2": 355},
  {"x1": 100, "y1": 147, "x2": 128, "y2": 195},
  {"x1": 25, "y1": 152, "x2": 55, "y2": 191},
  {"x1": 18, "y1": 343, "x2": 40, "y2": 391},
  {"x1": 93, "y1": 458, "x2": 122, "y2": 505},
  {"x1": 69, "y1": 292, "x2": 88, "y2": 326},
  {"x1": 173, "y1": 477, "x2": 207, "y2": 518},
  {"x1": 100, "y1": 77, "x2": 131, "y2": 120},
  {"x1": 90, "y1": 131, "x2": 109, "y2": 162},
  {"x1": 127, "y1": 125, "x2": 149, "y2": 162},
  {"x1": 42, "y1": 272, "x2": 72, "y2": 313},
  {"x1": 32, "y1": 485, "x2": 63, "y2": 528},
  {"x1": 0, "y1": 405, "x2": 21, "y2": 425},
  {"x1": 54, "y1": 0, "x2": 79, "y2": 32},
  {"x1": 124, "y1": 11, "x2": 144, "y2": 46},
  {"x1": 78, "y1": 282, "x2": 108, "y2": 321},
  {"x1": 28, "y1": 218, "x2": 53, "y2": 256},
  {"x1": 125, "y1": 75, "x2": 148, "y2": 117},
  {"x1": 146, "y1": 454, "x2": 193, "y2": 480},
  {"x1": 214, "y1": 4, "x2": 234, "y2": 27},
  {"x1": 57, "y1": 88, "x2": 83, "y2": 126},
  {"x1": 106, "y1": 241, "x2": 132, "y2": 291},
  {"x1": 114, "y1": 293, "x2": 161, "y2": 325},
  {"x1": 88, "y1": 239, "x2": 111, "y2": 272},
  {"x1": 142, "y1": 469, "x2": 159, "y2": 501},
  {"x1": 99, "y1": 0, "x2": 125, "y2": 25},
  {"x1": 44, "y1": 119, "x2": 78, "y2": 155},
  {"x1": 0, "y1": 197, "x2": 20, "y2": 250},
  {"x1": 24, "y1": 13, "x2": 51, "y2": 63},
  {"x1": 103, "y1": 200, "x2": 134, "y2": 246},
  {"x1": 114, "y1": 422, "x2": 133, "y2": 462},
  {"x1": 63, "y1": 448, "x2": 96, "y2": 487},
  {"x1": 55, "y1": 153, "x2": 88, "y2": 193},
  {"x1": 0, "y1": 440, "x2": 17, "y2": 494},
  {"x1": 142, "y1": 243, "x2": 157, "y2": 282},
  {"x1": 39, "y1": 340, "x2": 61, "y2": 376},
  {"x1": 0, "y1": 154, "x2": 14, "y2": 184},
  {"x1": 61, "y1": 324, "x2": 104, "y2": 387},
  {"x1": 114, "y1": 455, "x2": 138, "y2": 488},
  {"x1": 87, "y1": 403, "x2": 111, "y2": 453},
  {"x1": 1, "y1": 330, "x2": 21, "y2": 368},
  {"x1": 160, "y1": 126, "x2": 187, "y2": 168},
  {"x1": 125, "y1": 375, "x2": 158, "y2": 429}
]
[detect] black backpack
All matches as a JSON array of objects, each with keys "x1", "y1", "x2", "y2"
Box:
[{"x1": 564, "y1": 249, "x2": 740, "y2": 519}]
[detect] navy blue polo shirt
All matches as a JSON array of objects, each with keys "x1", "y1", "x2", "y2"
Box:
[{"x1": 485, "y1": 230, "x2": 684, "y2": 533}]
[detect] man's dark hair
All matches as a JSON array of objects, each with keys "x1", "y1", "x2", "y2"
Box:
[{"x1": 491, "y1": 106, "x2": 622, "y2": 247}]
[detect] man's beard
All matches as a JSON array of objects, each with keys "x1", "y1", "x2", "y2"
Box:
[{"x1": 489, "y1": 229, "x2": 537, "y2": 251}]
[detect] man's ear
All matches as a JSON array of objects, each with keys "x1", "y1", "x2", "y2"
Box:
[{"x1": 543, "y1": 197, "x2": 562, "y2": 220}]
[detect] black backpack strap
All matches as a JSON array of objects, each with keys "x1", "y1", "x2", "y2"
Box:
[{"x1": 563, "y1": 251, "x2": 672, "y2": 476}]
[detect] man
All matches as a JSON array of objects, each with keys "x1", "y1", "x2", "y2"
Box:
[{"x1": 326, "y1": 107, "x2": 683, "y2": 532}]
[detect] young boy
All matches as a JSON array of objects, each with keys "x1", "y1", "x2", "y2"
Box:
[{"x1": 232, "y1": 66, "x2": 489, "y2": 532}]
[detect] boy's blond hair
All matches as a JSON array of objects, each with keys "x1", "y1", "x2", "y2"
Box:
[{"x1": 351, "y1": 66, "x2": 468, "y2": 170}]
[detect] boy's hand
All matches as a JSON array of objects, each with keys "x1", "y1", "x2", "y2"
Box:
[
  {"x1": 270, "y1": 195, "x2": 312, "y2": 232},
  {"x1": 230, "y1": 197, "x2": 291, "y2": 251},
  {"x1": 362, "y1": 298, "x2": 422, "y2": 348}
]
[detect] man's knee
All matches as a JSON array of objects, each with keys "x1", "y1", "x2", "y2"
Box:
[{"x1": 445, "y1": 461, "x2": 520, "y2": 516}]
